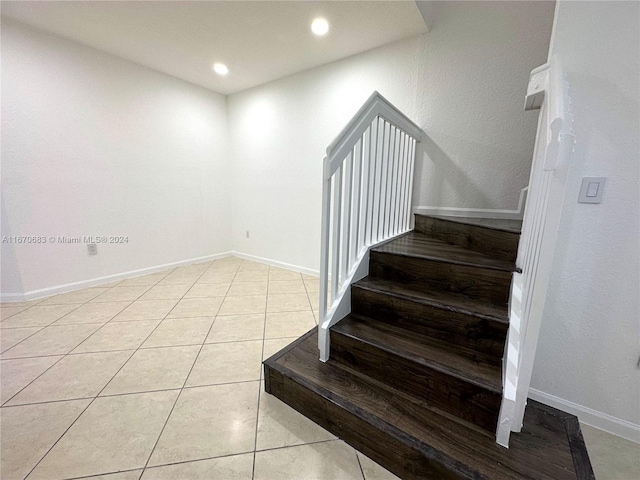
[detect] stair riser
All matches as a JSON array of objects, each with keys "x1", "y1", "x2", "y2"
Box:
[
  {"x1": 414, "y1": 216, "x2": 520, "y2": 263},
  {"x1": 264, "y1": 363, "x2": 476, "y2": 480},
  {"x1": 330, "y1": 330, "x2": 501, "y2": 433},
  {"x1": 370, "y1": 251, "x2": 512, "y2": 305},
  {"x1": 351, "y1": 286, "x2": 507, "y2": 366}
]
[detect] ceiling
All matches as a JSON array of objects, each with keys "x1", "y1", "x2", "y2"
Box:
[{"x1": 1, "y1": 1, "x2": 427, "y2": 95}]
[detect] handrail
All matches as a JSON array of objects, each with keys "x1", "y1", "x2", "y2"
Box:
[
  {"x1": 318, "y1": 91, "x2": 422, "y2": 362},
  {"x1": 496, "y1": 55, "x2": 574, "y2": 447}
]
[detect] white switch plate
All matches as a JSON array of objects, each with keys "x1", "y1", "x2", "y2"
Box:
[{"x1": 578, "y1": 177, "x2": 606, "y2": 204}]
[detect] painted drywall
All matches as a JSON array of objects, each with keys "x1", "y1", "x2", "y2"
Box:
[
  {"x1": 530, "y1": 1, "x2": 640, "y2": 435},
  {"x1": 1, "y1": 19, "x2": 232, "y2": 295},
  {"x1": 227, "y1": 1, "x2": 554, "y2": 271}
]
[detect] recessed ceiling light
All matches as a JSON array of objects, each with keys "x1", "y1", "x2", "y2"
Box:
[
  {"x1": 213, "y1": 63, "x2": 229, "y2": 75},
  {"x1": 311, "y1": 18, "x2": 329, "y2": 36}
]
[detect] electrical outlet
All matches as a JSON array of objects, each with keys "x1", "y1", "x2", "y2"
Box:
[
  {"x1": 87, "y1": 243, "x2": 97, "y2": 255},
  {"x1": 246, "y1": 231, "x2": 250, "y2": 239}
]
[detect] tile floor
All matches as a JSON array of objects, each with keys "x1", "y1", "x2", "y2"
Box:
[{"x1": 1, "y1": 257, "x2": 638, "y2": 479}]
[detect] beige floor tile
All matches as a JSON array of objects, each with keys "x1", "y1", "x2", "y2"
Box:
[
  {"x1": 29, "y1": 391, "x2": 179, "y2": 480},
  {"x1": 0, "y1": 305, "x2": 80, "y2": 328},
  {"x1": 72, "y1": 320, "x2": 160, "y2": 353},
  {"x1": 167, "y1": 297, "x2": 224, "y2": 318},
  {"x1": 218, "y1": 295, "x2": 266, "y2": 315},
  {"x1": 267, "y1": 294, "x2": 311, "y2": 313},
  {"x1": 142, "y1": 453, "x2": 253, "y2": 479},
  {"x1": 186, "y1": 340, "x2": 262, "y2": 386},
  {"x1": 206, "y1": 314, "x2": 265, "y2": 343},
  {"x1": 197, "y1": 271, "x2": 238, "y2": 284},
  {"x1": 142, "y1": 317, "x2": 215, "y2": 348},
  {"x1": 184, "y1": 283, "x2": 231, "y2": 298},
  {"x1": 118, "y1": 273, "x2": 167, "y2": 287},
  {"x1": 157, "y1": 274, "x2": 200, "y2": 285},
  {"x1": 238, "y1": 263, "x2": 269, "y2": 273},
  {"x1": 0, "y1": 326, "x2": 42, "y2": 353},
  {"x1": 1, "y1": 306, "x2": 28, "y2": 319},
  {"x1": 265, "y1": 311, "x2": 316, "y2": 339},
  {"x1": 111, "y1": 299, "x2": 179, "y2": 322},
  {"x1": 227, "y1": 281, "x2": 269, "y2": 297},
  {"x1": 581, "y1": 424, "x2": 640, "y2": 479},
  {"x1": 256, "y1": 390, "x2": 336, "y2": 451},
  {"x1": 102, "y1": 346, "x2": 200, "y2": 395},
  {"x1": 52, "y1": 301, "x2": 131, "y2": 325},
  {"x1": 1, "y1": 298, "x2": 45, "y2": 308},
  {"x1": 307, "y1": 292, "x2": 320, "y2": 311},
  {"x1": 92, "y1": 286, "x2": 151, "y2": 303},
  {"x1": 268, "y1": 280, "x2": 307, "y2": 294},
  {"x1": 262, "y1": 337, "x2": 297, "y2": 361},
  {"x1": 357, "y1": 453, "x2": 401, "y2": 480},
  {"x1": 39, "y1": 288, "x2": 110, "y2": 305},
  {"x1": 1, "y1": 356, "x2": 62, "y2": 404},
  {"x1": 0, "y1": 399, "x2": 90, "y2": 480},
  {"x1": 148, "y1": 382, "x2": 258, "y2": 466},
  {"x1": 268, "y1": 269, "x2": 302, "y2": 281},
  {"x1": 215, "y1": 256, "x2": 243, "y2": 265},
  {"x1": 173, "y1": 264, "x2": 209, "y2": 275},
  {"x1": 254, "y1": 440, "x2": 362, "y2": 480},
  {"x1": 1, "y1": 324, "x2": 103, "y2": 359},
  {"x1": 7, "y1": 351, "x2": 132, "y2": 405},
  {"x1": 233, "y1": 270, "x2": 268, "y2": 282},
  {"x1": 139, "y1": 284, "x2": 191, "y2": 300},
  {"x1": 303, "y1": 277, "x2": 320, "y2": 292}
]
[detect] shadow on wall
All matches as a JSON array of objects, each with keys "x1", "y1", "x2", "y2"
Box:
[
  {"x1": 1, "y1": 193, "x2": 24, "y2": 295},
  {"x1": 413, "y1": 134, "x2": 493, "y2": 208}
]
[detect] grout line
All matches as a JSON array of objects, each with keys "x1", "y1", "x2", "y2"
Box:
[
  {"x1": 139, "y1": 259, "x2": 240, "y2": 474},
  {"x1": 355, "y1": 450, "x2": 367, "y2": 480},
  {"x1": 251, "y1": 262, "x2": 271, "y2": 480}
]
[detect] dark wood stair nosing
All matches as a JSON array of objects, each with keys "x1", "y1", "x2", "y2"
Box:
[
  {"x1": 332, "y1": 319, "x2": 502, "y2": 395},
  {"x1": 352, "y1": 280, "x2": 509, "y2": 325},
  {"x1": 371, "y1": 232, "x2": 521, "y2": 274}
]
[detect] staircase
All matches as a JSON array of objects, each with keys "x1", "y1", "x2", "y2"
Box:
[{"x1": 264, "y1": 214, "x2": 594, "y2": 479}]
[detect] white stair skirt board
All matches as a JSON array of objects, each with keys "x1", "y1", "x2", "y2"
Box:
[
  {"x1": 0, "y1": 251, "x2": 234, "y2": 303},
  {"x1": 230, "y1": 251, "x2": 319, "y2": 277},
  {"x1": 413, "y1": 187, "x2": 528, "y2": 220},
  {"x1": 529, "y1": 388, "x2": 640, "y2": 445}
]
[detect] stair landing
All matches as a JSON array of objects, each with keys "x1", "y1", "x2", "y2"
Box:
[{"x1": 264, "y1": 329, "x2": 594, "y2": 480}]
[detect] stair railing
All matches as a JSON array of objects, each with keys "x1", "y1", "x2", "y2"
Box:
[
  {"x1": 497, "y1": 55, "x2": 574, "y2": 447},
  {"x1": 318, "y1": 92, "x2": 423, "y2": 361}
]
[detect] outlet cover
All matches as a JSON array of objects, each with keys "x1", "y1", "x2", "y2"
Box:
[{"x1": 87, "y1": 243, "x2": 97, "y2": 255}]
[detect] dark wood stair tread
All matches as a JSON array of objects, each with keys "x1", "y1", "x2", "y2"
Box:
[
  {"x1": 264, "y1": 330, "x2": 590, "y2": 480},
  {"x1": 354, "y1": 277, "x2": 509, "y2": 323},
  {"x1": 373, "y1": 231, "x2": 518, "y2": 272},
  {"x1": 333, "y1": 315, "x2": 502, "y2": 393}
]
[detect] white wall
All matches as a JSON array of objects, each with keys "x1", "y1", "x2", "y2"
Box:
[
  {"x1": 1, "y1": 19, "x2": 232, "y2": 296},
  {"x1": 227, "y1": 1, "x2": 554, "y2": 271},
  {"x1": 530, "y1": 1, "x2": 640, "y2": 437}
]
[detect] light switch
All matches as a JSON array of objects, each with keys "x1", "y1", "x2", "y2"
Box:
[
  {"x1": 586, "y1": 182, "x2": 599, "y2": 197},
  {"x1": 579, "y1": 177, "x2": 606, "y2": 204}
]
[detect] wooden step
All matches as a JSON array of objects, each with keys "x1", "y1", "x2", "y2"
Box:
[
  {"x1": 264, "y1": 330, "x2": 594, "y2": 480},
  {"x1": 351, "y1": 277, "x2": 508, "y2": 365},
  {"x1": 370, "y1": 232, "x2": 516, "y2": 305},
  {"x1": 330, "y1": 315, "x2": 502, "y2": 433},
  {"x1": 414, "y1": 214, "x2": 521, "y2": 263}
]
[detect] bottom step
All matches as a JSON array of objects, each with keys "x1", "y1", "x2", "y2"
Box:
[{"x1": 263, "y1": 329, "x2": 594, "y2": 480}]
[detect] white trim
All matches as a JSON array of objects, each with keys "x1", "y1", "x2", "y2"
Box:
[
  {"x1": 0, "y1": 251, "x2": 233, "y2": 303},
  {"x1": 412, "y1": 206, "x2": 522, "y2": 220},
  {"x1": 230, "y1": 251, "x2": 319, "y2": 277},
  {"x1": 529, "y1": 388, "x2": 640, "y2": 444},
  {"x1": 414, "y1": 188, "x2": 528, "y2": 221}
]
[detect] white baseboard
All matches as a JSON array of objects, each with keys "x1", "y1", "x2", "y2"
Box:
[
  {"x1": 529, "y1": 388, "x2": 640, "y2": 444},
  {"x1": 0, "y1": 251, "x2": 234, "y2": 303},
  {"x1": 414, "y1": 187, "x2": 529, "y2": 220},
  {"x1": 231, "y1": 251, "x2": 319, "y2": 277}
]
